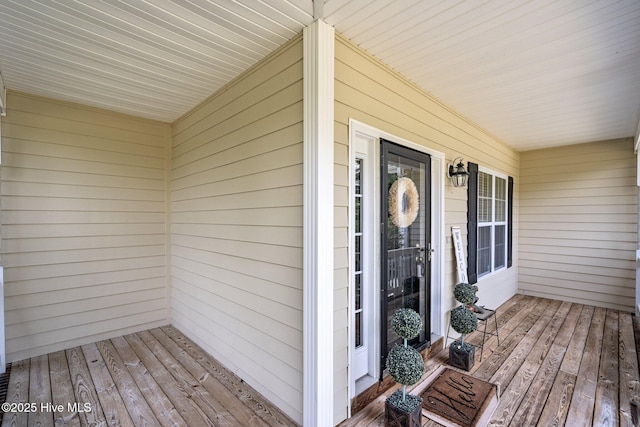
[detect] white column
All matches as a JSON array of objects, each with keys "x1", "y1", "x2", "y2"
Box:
[{"x1": 303, "y1": 19, "x2": 335, "y2": 427}]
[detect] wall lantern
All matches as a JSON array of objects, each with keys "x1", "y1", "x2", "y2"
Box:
[{"x1": 448, "y1": 157, "x2": 469, "y2": 187}]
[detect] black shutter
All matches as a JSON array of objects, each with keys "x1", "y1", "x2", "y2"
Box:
[
  {"x1": 467, "y1": 162, "x2": 478, "y2": 284},
  {"x1": 507, "y1": 176, "x2": 514, "y2": 268}
]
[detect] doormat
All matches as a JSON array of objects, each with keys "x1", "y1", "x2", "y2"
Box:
[{"x1": 420, "y1": 367, "x2": 499, "y2": 427}]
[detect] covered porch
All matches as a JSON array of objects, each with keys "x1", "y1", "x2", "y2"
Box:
[
  {"x1": 2, "y1": 294, "x2": 638, "y2": 426},
  {"x1": 343, "y1": 294, "x2": 639, "y2": 426}
]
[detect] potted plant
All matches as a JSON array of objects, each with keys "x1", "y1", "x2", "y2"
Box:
[
  {"x1": 449, "y1": 283, "x2": 478, "y2": 371},
  {"x1": 384, "y1": 308, "x2": 425, "y2": 427}
]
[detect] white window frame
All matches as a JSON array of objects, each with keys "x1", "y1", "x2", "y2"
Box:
[{"x1": 477, "y1": 166, "x2": 509, "y2": 280}]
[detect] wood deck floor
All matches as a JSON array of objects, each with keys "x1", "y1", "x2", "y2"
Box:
[
  {"x1": 0, "y1": 326, "x2": 297, "y2": 427},
  {"x1": 1, "y1": 295, "x2": 638, "y2": 427},
  {"x1": 343, "y1": 295, "x2": 640, "y2": 427}
]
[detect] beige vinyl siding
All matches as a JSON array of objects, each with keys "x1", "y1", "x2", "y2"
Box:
[
  {"x1": 334, "y1": 34, "x2": 520, "y2": 422},
  {"x1": 170, "y1": 35, "x2": 304, "y2": 424},
  {"x1": 1, "y1": 91, "x2": 169, "y2": 363},
  {"x1": 519, "y1": 138, "x2": 637, "y2": 312}
]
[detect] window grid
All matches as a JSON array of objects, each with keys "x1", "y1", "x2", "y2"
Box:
[
  {"x1": 478, "y1": 171, "x2": 508, "y2": 278},
  {"x1": 354, "y1": 158, "x2": 363, "y2": 348}
]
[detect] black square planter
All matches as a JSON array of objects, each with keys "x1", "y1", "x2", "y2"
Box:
[
  {"x1": 449, "y1": 341, "x2": 475, "y2": 371},
  {"x1": 385, "y1": 397, "x2": 422, "y2": 427}
]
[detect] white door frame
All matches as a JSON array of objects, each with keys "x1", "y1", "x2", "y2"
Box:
[{"x1": 348, "y1": 119, "x2": 445, "y2": 405}]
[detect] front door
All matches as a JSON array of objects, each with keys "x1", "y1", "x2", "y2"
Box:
[{"x1": 380, "y1": 139, "x2": 431, "y2": 369}]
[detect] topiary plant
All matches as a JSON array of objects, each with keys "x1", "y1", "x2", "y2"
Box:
[
  {"x1": 385, "y1": 308, "x2": 425, "y2": 413},
  {"x1": 450, "y1": 283, "x2": 478, "y2": 352}
]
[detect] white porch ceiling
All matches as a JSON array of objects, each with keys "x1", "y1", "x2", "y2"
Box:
[{"x1": 1, "y1": 0, "x2": 639, "y2": 151}]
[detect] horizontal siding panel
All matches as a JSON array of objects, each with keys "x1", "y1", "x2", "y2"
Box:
[
  {"x1": 172, "y1": 206, "x2": 302, "y2": 227},
  {"x1": 518, "y1": 221, "x2": 635, "y2": 233},
  {"x1": 170, "y1": 249, "x2": 301, "y2": 290},
  {"x1": 518, "y1": 186, "x2": 636, "y2": 200},
  {"x1": 4, "y1": 223, "x2": 164, "y2": 238},
  {"x1": 172, "y1": 102, "x2": 303, "y2": 172},
  {"x1": 172, "y1": 223, "x2": 301, "y2": 247},
  {"x1": 3, "y1": 245, "x2": 165, "y2": 268},
  {"x1": 2, "y1": 152, "x2": 163, "y2": 180},
  {"x1": 3, "y1": 135, "x2": 164, "y2": 168},
  {"x1": 172, "y1": 124, "x2": 302, "y2": 185},
  {"x1": 519, "y1": 259, "x2": 634, "y2": 280},
  {"x1": 172, "y1": 62, "x2": 303, "y2": 153},
  {"x1": 171, "y1": 234, "x2": 301, "y2": 269},
  {"x1": 518, "y1": 267, "x2": 633, "y2": 288},
  {"x1": 518, "y1": 274, "x2": 634, "y2": 297},
  {"x1": 169, "y1": 37, "x2": 303, "y2": 424},
  {"x1": 4, "y1": 108, "x2": 166, "y2": 148},
  {"x1": 3, "y1": 181, "x2": 163, "y2": 201},
  {"x1": 4, "y1": 267, "x2": 166, "y2": 296},
  {"x1": 3, "y1": 121, "x2": 165, "y2": 159},
  {"x1": 171, "y1": 186, "x2": 302, "y2": 212},
  {"x1": 8, "y1": 92, "x2": 168, "y2": 138},
  {"x1": 171, "y1": 271, "x2": 301, "y2": 351},
  {"x1": 519, "y1": 174, "x2": 635, "y2": 189},
  {"x1": 5, "y1": 256, "x2": 165, "y2": 282},
  {"x1": 3, "y1": 211, "x2": 164, "y2": 225},
  {"x1": 6, "y1": 311, "x2": 167, "y2": 357},
  {"x1": 519, "y1": 250, "x2": 634, "y2": 269},
  {"x1": 172, "y1": 142, "x2": 302, "y2": 191},
  {"x1": 519, "y1": 229, "x2": 636, "y2": 243},
  {"x1": 3, "y1": 196, "x2": 164, "y2": 212},
  {"x1": 6, "y1": 291, "x2": 166, "y2": 327},
  {"x1": 2, "y1": 92, "x2": 169, "y2": 362},
  {"x1": 172, "y1": 256, "x2": 301, "y2": 309},
  {"x1": 519, "y1": 139, "x2": 638, "y2": 311},
  {"x1": 6, "y1": 277, "x2": 165, "y2": 309},
  {"x1": 172, "y1": 164, "x2": 302, "y2": 201},
  {"x1": 519, "y1": 236, "x2": 637, "y2": 251},
  {"x1": 519, "y1": 213, "x2": 636, "y2": 224},
  {"x1": 519, "y1": 203, "x2": 637, "y2": 215},
  {"x1": 2, "y1": 167, "x2": 165, "y2": 191},
  {"x1": 170, "y1": 291, "x2": 302, "y2": 421}
]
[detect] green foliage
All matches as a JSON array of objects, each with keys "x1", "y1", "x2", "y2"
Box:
[
  {"x1": 386, "y1": 344, "x2": 424, "y2": 386},
  {"x1": 450, "y1": 305, "x2": 478, "y2": 335},
  {"x1": 387, "y1": 389, "x2": 422, "y2": 413},
  {"x1": 391, "y1": 308, "x2": 423, "y2": 340},
  {"x1": 453, "y1": 283, "x2": 478, "y2": 305}
]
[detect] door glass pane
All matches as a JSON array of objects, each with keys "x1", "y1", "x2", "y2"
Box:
[
  {"x1": 354, "y1": 159, "x2": 364, "y2": 350},
  {"x1": 384, "y1": 148, "x2": 429, "y2": 352}
]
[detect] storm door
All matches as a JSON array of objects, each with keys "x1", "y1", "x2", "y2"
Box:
[{"x1": 380, "y1": 139, "x2": 431, "y2": 371}]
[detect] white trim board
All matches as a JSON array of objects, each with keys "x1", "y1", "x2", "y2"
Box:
[
  {"x1": 347, "y1": 119, "x2": 446, "y2": 407},
  {"x1": 303, "y1": 19, "x2": 335, "y2": 427}
]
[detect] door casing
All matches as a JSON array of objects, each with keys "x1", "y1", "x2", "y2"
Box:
[{"x1": 348, "y1": 120, "x2": 446, "y2": 406}]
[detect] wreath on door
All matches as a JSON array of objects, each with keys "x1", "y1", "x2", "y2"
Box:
[{"x1": 388, "y1": 177, "x2": 420, "y2": 228}]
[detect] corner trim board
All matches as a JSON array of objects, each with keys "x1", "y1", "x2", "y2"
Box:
[{"x1": 303, "y1": 20, "x2": 335, "y2": 427}]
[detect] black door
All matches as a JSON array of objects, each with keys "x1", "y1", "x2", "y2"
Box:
[{"x1": 380, "y1": 139, "x2": 431, "y2": 371}]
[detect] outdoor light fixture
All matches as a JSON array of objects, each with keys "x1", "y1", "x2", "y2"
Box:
[{"x1": 448, "y1": 157, "x2": 469, "y2": 187}]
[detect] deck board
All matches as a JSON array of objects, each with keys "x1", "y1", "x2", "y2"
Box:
[
  {"x1": 1, "y1": 327, "x2": 297, "y2": 427},
  {"x1": 0, "y1": 296, "x2": 637, "y2": 427},
  {"x1": 341, "y1": 296, "x2": 640, "y2": 427}
]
